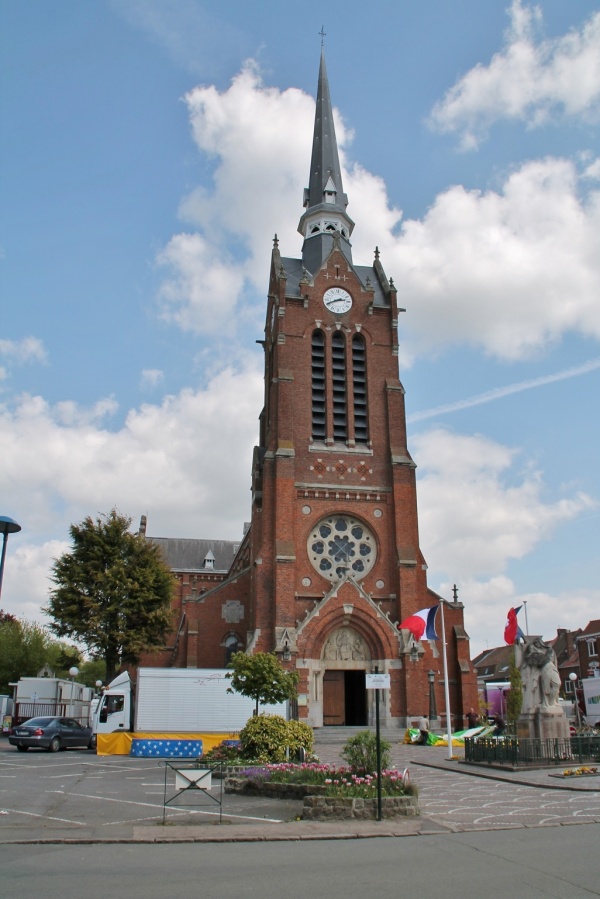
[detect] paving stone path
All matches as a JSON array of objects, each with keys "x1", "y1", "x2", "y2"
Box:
[
  {"x1": 414, "y1": 767, "x2": 600, "y2": 829},
  {"x1": 313, "y1": 734, "x2": 600, "y2": 830}
]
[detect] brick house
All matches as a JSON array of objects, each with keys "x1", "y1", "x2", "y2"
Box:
[{"x1": 140, "y1": 50, "x2": 478, "y2": 729}]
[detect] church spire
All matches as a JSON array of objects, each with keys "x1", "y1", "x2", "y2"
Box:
[{"x1": 298, "y1": 48, "x2": 354, "y2": 274}]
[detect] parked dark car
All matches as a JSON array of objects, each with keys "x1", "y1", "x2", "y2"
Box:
[{"x1": 9, "y1": 716, "x2": 95, "y2": 752}]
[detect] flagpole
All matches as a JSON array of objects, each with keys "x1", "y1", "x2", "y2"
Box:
[{"x1": 440, "y1": 601, "x2": 453, "y2": 761}]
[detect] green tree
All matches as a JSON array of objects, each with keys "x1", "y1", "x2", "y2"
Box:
[
  {"x1": 77, "y1": 658, "x2": 107, "y2": 689},
  {"x1": 44, "y1": 510, "x2": 175, "y2": 683},
  {"x1": 47, "y1": 645, "x2": 82, "y2": 677},
  {"x1": 0, "y1": 616, "x2": 60, "y2": 693},
  {"x1": 227, "y1": 651, "x2": 299, "y2": 716},
  {"x1": 506, "y1": 646, "x2": 523, "y2": 729}
]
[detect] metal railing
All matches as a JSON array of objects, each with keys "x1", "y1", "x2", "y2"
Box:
[{"x1": 465, "y1": 735, "x2": 600, "y2": 767}]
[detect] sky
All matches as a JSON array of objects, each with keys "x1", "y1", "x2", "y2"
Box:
[{"x1": 1, "y1": 0, "x2": 599, "y2": 658}]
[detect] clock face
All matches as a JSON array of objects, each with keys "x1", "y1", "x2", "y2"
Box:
[{"x1": 323, "y1": 286, "x2": 352, "y2": 314}]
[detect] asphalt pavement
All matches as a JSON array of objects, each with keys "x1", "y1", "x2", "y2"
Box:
[{"x1": 1, "y1": 732, "x2": 598, "y2": 844}]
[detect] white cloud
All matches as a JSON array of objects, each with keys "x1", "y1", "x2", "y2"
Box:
[
  {"x1": 414, "y1": 427, "x2": 597, "y2": 654},
  {"x1": 1, "y1": 540, "x2": 69, "y2": 623},
  {"x1": 157, "y1": 232, "x2": 246, "y2": 335},
  {"x1": 141, "y1": 369, "x2": 165, "y2": 388},
  {"x1": 413, "y1": 428, "x2": 596, "y2": 579},
  {"x1": 0, "y1": 357, "x2": 263, "y2": 621},
  {"x1": 0, "y1": 336, "x2": 47, "y2": 365},
  {"x1": 388, "y1": 157, "x2": 600, "y2": 361},
  {"x1": 441, "y1": 576, "x2": 600, "y2": 657},
  {"x1": 429, "y1": 2, "x2": 600, "y2": 149}
]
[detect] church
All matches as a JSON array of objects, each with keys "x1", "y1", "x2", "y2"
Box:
[{"x1": 140, "y1": 50, "x2": 478, "y2": 730}]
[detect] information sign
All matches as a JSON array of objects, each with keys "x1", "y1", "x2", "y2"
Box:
[{"x1": 365, "y1": 673, "x2": 390, "y2": 690}]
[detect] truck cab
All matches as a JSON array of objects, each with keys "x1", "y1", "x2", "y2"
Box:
[{"x1": 94, "y1": 671, "x2": 132, "y2": 735}]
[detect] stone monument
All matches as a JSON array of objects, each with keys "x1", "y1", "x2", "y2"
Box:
[{"x1": 516, "y1": 636, "x2": 569, "y2": 740}]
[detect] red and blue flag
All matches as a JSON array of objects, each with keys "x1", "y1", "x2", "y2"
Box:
[
  {"x1": 504, "y1": 606, "x2": 525, "y2": 644},
  {"x1": 399, "y1": 606, "x2": 439, "y2": 641}
]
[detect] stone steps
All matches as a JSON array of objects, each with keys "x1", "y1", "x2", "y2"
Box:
[{"x1": 313, "y1": 726, "x2": 406, "y2": 745}]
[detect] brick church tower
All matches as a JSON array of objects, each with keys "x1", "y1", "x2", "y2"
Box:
[
  {"x1": 145, "y1": 50, "x2": 477, "y2": 730},
  {"x1": 243, "y1": 50, "x2": 477, "y2": 728}
]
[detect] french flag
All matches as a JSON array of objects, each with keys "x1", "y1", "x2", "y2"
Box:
[{"x1": 399, "y1": 606, "x2": 439, "y2": 641}]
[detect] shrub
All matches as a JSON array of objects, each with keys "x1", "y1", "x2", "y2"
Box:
[
  {"x1": 239, "y1": 714, "x2": 315, "y2": 763},
  {"x1": 340, "y1": 729, "x2": 391, "y2": 773},
  {"x1": 202, "y1": 741, "x2": 244, "y2": 763},
  {"x1": 286, "y1": 719, "x2": 314, "y2": 759},
  {"x1": 239, "y1": 714, "x2": 291, "y2": 763}
]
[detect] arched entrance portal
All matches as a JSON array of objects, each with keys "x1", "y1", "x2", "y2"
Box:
[{"x1": 322, "y1": 626, "x2": 370, "y2": 726}]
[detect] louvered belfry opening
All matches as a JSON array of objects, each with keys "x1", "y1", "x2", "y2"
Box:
[
  {"x1": 311, "y1": 329, "x2": 326, "y2": 441},
  {"x1": 331, "y1": 331, "x2": 347, "y2": 441},
  {"x1": 352, "y1": 334, "x2": 368, "y2": 443}
]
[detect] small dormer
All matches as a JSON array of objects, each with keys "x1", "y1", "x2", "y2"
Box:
[
  {"x1": 324, "y1": 175, "x2": 337, "y2": 204},
  {"x1": 203, "y1": 549, "x2": 215, "y2": 570}
]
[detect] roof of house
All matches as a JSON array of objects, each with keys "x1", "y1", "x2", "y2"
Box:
[
  {"x1": 150, "y1": 537, "x2": 239, "y2": 573},
  {"x1": 577, "y1": 620, "x2": 600, "y2": 639},
  {"x1": 472, "y1": 645, "x2": 514, "y2": 681}
]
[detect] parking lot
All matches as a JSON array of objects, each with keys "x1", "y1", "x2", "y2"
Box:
[
  {"x1": 1, "y1": 736, "x2": 599, "y2": 842},
  {"x1": 0, "y1": 740, "x2": 304, "y2": 838}
]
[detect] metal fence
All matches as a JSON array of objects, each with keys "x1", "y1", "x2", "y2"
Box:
[{"x1": 465, "y1": 735, "x2": 600, "y2": 767}]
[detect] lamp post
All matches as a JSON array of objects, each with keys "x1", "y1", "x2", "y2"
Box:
[
  {"x1": 68, "y1": 666, "x2": 79, "y2": 718},
  {"x1": 569, "y1": 672, "x2": 581, "y2": 729},
  {"x1": 427, "y1": 670, "x2": 438, "y2": 723},
  {"x1": 95, "y1": 680, "x2": 103, "y2": 695},
  {"x1": 0, "y1": 516, "x2": 21, "y2": 600}
]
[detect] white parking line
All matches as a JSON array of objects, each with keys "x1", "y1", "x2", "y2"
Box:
[
  {"x1": 62, "y1": 791, "x2": 285, "y2": 824},
  {"x1": 7, "y1": 808, "x2": 87, "y2": 826},
  {"x1": 42, "y1": 774, "x2": 86, "y2": 778}
]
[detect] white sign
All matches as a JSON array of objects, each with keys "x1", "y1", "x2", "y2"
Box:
[{"x1": 365, "y1": 673, "x2": 390, "y2": 690}]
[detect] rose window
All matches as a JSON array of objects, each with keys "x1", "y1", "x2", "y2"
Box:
[{"x1": 307, "y1": 514, "x2": 377, "y2": 582}]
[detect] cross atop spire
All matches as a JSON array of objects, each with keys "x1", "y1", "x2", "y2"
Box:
[{"x1": 319, "y1": 25, "x2": 326, "y2": 46}]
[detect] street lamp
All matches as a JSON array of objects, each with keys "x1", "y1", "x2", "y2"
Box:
[
  {"x1": 427, "y1": 670, "x2": 438, "y2": 722},
  {"x1": 68, "y1": 666, "x2": 79, "y2": 718},
  {"x1": 569, "y1": 672, "x2": 581, "y2": 729},
  {"x1": 0, "y1": 516, "x2": 21, "y2": 599},
  {"x1": 95, "y1": 680, "x2": 103, "y2": 695}
]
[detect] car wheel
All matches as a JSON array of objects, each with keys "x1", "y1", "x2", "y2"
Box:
[
  {"x1": 17, "y1": 745, "x2": 29, "y2": 752},
  {"x1": 88, "y1": 734, "x2": 97, "y2": 750},
  {"x1": 48, "y1": 736, "x2": 61, "y2": 753}
]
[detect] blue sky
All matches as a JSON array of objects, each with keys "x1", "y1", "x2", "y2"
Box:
[{"x1": 1, "y1": 1, "x2": 599, "y2": 655}]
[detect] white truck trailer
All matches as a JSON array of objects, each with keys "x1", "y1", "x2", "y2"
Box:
[
  {"x1": 94, "y1": 667, "x2": 288, "y2": 742},
  {"x1": 582, "y1": 675, "x2": 600, "y2": 726}
]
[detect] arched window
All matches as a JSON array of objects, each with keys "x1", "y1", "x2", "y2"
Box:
[
  {"x1": 311, "y1": 330, "x2": 326, "y2": 441},
  {"x1": 352, "y1": 334, "x2": 368, "y2": 443},
  {"x1": 331, "y1": 332, "x2": 347, "y2": 441},
  {"x1": 224, "y1": 634, "x2": 242, "y2": 666}
]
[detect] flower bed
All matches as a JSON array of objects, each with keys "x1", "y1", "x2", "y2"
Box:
[
  {"x1": 224, "y1": 763, "x2": 419, "y2": 820},
  {"x1": 562, "y1": 765, "x2": 598, "y2": 777}
]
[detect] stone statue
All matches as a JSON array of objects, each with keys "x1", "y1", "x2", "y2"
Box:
[{"x1": 518, "y1": 637, "x2": 562, "y2": 713}]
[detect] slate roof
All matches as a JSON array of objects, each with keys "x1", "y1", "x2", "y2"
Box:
[
  {"x1": 281, "y1": 255, "x2": 390, "y2": 308},
  {"x1": 150, "y1": 537, "x2": 238, "y2": 573}
]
